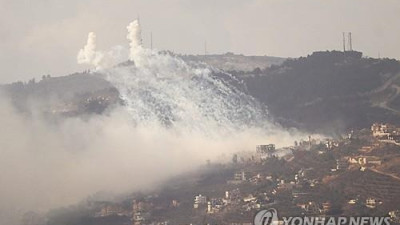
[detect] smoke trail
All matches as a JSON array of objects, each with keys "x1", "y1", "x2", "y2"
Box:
[
  {"x1": 77, "y1": 32, "x2": 104, "y2": 67},
  {"x1": 102, "y1": 56, "x2": 272, "y2": 136},
  {"x1": 0, "y1": 19, "x2": 306, "y2": 225},
  {"x1": 74, "y1": 19, "x2": 305, "y2": 149},
  {"x1": 80, "y1": 19, "x2": 280, "y2": 136},
  {"x1": 77, "y1": 32, "x2": 128, "y2": 69},
  {"x1": 126, "y1": 19, "x2": 143, "y2": 66}
]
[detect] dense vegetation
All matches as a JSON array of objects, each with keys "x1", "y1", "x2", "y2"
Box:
[{"x1": 237, "y1": 51, "x2": 400, "y2": 133}]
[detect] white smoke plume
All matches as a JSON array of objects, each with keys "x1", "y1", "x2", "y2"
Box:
[
  {"x1": 126, "y1": 20, "x2": 142, "y2": 54},
  {"x1": 0, "y1": 19, "x2": 310, "y2": 225},
  {"x1": 127, "y1": 19, "x2": 147, "y2": 67},
  {"x1": 77, "y1": 32, "x2": 104, "y2": 67},
  {"x1": 0, "y1": 94, "x2": 303, "y2": 225},
  {"x1": 76, "y1": 19, "x2": 154, "y2": 69},
  {"x1": 77, "y1": 32, "x2": 128, "y2": 69}
]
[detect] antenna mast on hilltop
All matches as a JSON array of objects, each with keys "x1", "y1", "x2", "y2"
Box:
[
  {"x1": 342, "y1": 32, "x2": 354, "y2": 52},
  {"x1": 348, "y1": 32, "x2": 353, "y2": 51}
]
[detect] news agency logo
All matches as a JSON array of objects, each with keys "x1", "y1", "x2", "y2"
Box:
[
  {"x1": 254, "y1": 208, "x2": 279, "y2": 225},
  {"x1": 254, "y1": 208, "x2": 392, "y2": 225}
]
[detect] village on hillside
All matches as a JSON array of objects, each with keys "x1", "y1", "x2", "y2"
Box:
[{"x1": 23, "y1": 123, "x2": 400, "y2": 225}]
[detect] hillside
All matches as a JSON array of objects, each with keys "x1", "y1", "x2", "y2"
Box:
[
  {"x1": 237, "y1": 51, "x2": 400, "y2": 133},
  {"x1": 41, "y1": 130, "x2": 400, "y2": 224},
  {"x1": 0, "y1": 53, "x2": 283, "y2": 119},
  {"x1": 0, "y1": 72, "x2": 118, "y2": 116},
  {"x1": 2, "y1": 51, "x2": 400, "y2": 134}
]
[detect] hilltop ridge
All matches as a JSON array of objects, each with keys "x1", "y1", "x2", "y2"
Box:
[
  {"x1": 2, "y1": 51, "x2": 400, "y2": 134},
  {"x1": 237, "y1": 51, "x2": 400, "y2": 133}
]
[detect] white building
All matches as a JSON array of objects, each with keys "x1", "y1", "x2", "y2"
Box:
[{"x1": 194, "y1": 194, "x2": 207, "y2": 209}]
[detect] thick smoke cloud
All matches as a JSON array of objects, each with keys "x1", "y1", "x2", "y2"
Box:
[
  {"x1": 77, "y1": 19, "x2": 154, "y2": 69},
  {"x1": 127, "y1": 20, "x2": 143, "y2": 65},
  {"x1": 0, "y1": 95, "x2": 301, "y2": 224},
  {"x1": 0, "y1": 19, "x2": 307, "y2": 224},
  {"x1": 77, "y1": 32, "x2": 128, "y2": 70},
  {"x1": 77, "y1": 32, "x2": 103, "y2": 67},
  {"x1": 0, "y1": 98, "x2": 211, "y2": 222}
]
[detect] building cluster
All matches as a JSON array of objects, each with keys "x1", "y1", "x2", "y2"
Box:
[
  {"x1": 255, "y1": 144, "x2": 276, "y2": 160},
  {"x1": 227, "y1": 171, "x2": 247, "y2": 185},
  {"x1": 332, "y1": 155, "x2": 383, "y2": 172},
  {"x1": 193, "y1": 186, "x2": 274, "y2": 215},
  {"x1": 193, "y1": 194, "x2": 207, "y2": 209},
  {"x1": 34, "y1": 122, "x2": 400, "y2": 225},
  {"x1": 389, "y1": 210, "x2": 400, "y2": 223},
  {"x1": 94, "y1": 203, "x2": 131, "y2": 217},
  {"x1": 92, "y1": 196, "x2": 172, "y2": 225},
  {"x1": 132, "y1": 200, "x2": 154, "y2": 225},
  {"x1": 371, "y1": 123, "x2": 400, "y2": 143},
  {"x1": 347, "y1": 156, "x2": 382, "y2": 167},
  {"x1": 295, "y1": 201, "x2": 332, "y2": 215}
]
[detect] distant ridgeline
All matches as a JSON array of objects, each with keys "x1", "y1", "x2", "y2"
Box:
[
  {"x1": 181, "y1": 52, "x2": 286, "y2": 72},
  {"x1": 312, "y1": 50, "x2": 362, "y2": 59},
  {"x1": 0, "y1": 73, "x2": 118, "y2": 116},
  {"x1": 237, "y1": 50, "x2": 400, "y2": 134}
]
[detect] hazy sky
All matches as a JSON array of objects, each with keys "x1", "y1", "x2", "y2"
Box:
[{"x1": 1, "y1": 0, "x2": 399, "y2": 83}]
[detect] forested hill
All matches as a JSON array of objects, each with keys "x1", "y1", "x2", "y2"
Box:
[{"x1": 239, "y1": 51, "x2": 400, "y2": 133}]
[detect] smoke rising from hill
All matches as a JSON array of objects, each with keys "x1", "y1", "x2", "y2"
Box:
[
  {"x1": 127, "y1": 19, "x2": 143, "y2": 66},
  {"x1": 77, "y1": 32, "x2": 128, "y2": 70},
  {"x1": 0, "y1": 20, "x2": 305, "y2": 224},
  {"x1": 77, "y1": 32, "x2": 103, "y2": 67},
  {"x1": 0, "y1": 95, "x2": 301, "y2": 224}
]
